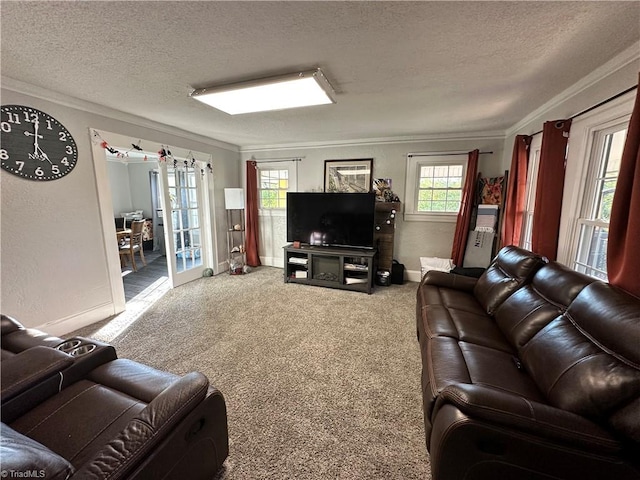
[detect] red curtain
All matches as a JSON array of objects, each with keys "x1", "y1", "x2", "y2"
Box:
[
  {"x1": 245, "y1": 161, "x2": 261, "y2": 267},
  {"x1": 531, "y1": 119, "x2": 572, "y2": 261},
  {"x1": 501, "y1": 135, "x2": 532, "y2": 247},
  {"x1": 451, "y1": 149, "x2": 479, "y2": 267},
  {"x1": 607, "y1": 78, "x2": 640, "y2": 297}
]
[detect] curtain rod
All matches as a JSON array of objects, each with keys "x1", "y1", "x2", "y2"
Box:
[
  {"x1": 531, "y1": 84, "x2": 637, "y2": 137},
  {"x1": 407, "y1": 151, "x2": 493, "y2": 158}
]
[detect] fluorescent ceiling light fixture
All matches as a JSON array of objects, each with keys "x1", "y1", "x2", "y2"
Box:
[{"x1": 190, "y1": 68, "x2": 336, "y2": 115}]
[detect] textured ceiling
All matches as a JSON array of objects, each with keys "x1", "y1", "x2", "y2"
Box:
[{"x1": 1, "y1": 1, "x2": 639, "y2": 149}]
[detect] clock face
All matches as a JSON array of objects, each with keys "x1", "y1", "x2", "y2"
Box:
[{"x1": 1, "y1": 105, "x2": 78, "y2": 181}]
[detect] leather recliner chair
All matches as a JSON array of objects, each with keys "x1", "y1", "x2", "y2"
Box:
[{"x1": 1, "y1": 316, "x2": 229, "y2": 479}]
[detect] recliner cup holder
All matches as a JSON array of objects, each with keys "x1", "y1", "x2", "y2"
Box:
[
  {"x1": 70, "y1": 344, "x2": 96, "y2": 357},
  {"x1": 56, "y1": 340, "x2": 82, "y2": 353}
]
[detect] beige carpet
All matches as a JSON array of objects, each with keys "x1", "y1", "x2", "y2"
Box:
[{"x1": 72, "y1": 266, "x2": 431, "y2": 479}]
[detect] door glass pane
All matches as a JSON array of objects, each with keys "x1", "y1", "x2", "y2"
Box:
[
  {"x1": 171, "y1": 209, "x2": 181, "y2": 229},
  {"x1": 187, "y1": 170, "x2": 196, "y2": 188},
  {"x1": 188, "y1": 209, "x2": 199, "y2": 229},
  {"x1": 188, "y1": 188, "x2": 198, "y2": 208}
]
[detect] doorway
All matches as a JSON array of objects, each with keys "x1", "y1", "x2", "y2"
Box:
[{"x1": 91, "y1": 129, "x2": 218, "y2": 318}]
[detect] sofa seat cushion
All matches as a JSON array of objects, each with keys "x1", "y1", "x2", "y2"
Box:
[
  {"x1": 421, "y1": 337, "x2": 545, "y2": 424},
  {"x1": 494, "y1": 262, "x2": 594, "y2": 349},
  {"x1": 10, "y1": 379, "x2": 147, "y2": 468},
  {"x1": 1, "y1": 423, "x2": 75, "y2": 480}
]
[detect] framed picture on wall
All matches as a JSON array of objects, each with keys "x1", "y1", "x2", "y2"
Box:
[{"x1": 324, "y1": 158, "x2": 373, "y2": 193}]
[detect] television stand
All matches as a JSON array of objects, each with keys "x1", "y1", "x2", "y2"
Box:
[{"x1": 283, "y1": 244, "x2": 377, "y2": 294}]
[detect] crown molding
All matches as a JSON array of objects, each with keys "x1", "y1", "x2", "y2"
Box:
[
  {"x1": 1, "y1": 76, "x2": 240, "y2": 153},
  {"x1": 505, "y1": 41, "x2": 640, "y2": 137},
  {"x1": 240, "y1": 130, "x2": 506, "y2": 153}
]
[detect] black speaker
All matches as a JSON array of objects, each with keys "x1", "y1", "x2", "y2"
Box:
[{"x1": 391, "y1": 260, "x2": 405, "y2": 284}]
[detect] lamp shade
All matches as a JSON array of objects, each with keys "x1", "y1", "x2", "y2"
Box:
[{"x1": 224, "y1": 188, "x2": 245, "y2": 210}]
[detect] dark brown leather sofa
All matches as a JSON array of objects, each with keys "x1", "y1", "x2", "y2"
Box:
[
  {"x1": 1, "y1": 315, "x2": 229, "y2": 479},
  {"x1": 416, "y1": 246, "x2": 640, "y2": 480}
]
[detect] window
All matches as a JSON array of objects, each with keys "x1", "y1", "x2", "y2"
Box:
[
  {"x1": 404, "y1": 154, "x2": 467, "y2": 221},
  {"x1": 520, "y1": 135, "x2": 542, "y2": 251},
  {"x1": 417, "y1": 164, "x2": 463, "y2": 212},
  {"x1": 259, "y1": 168, "x2": 288, "y2": 209},
  {"x1": 573, "y1": 125, "x2": 626, "y2": 279}
]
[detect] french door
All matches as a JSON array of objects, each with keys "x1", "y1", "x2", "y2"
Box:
[{"x1": 159, "y1": 163, "x2": 210, "y2": 287}]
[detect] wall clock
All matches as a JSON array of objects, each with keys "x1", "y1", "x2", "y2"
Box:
[{"x1": 1, "y1": 105, "x2": 78, "y2": 181}]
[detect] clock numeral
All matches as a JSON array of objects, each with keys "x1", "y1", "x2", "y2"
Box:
[
  {"x1": 26, "y1": 112, "x2": 38, "y2": 123},
  {"x1": 46, "y1": 119, "x2": 53, "y2": 130},
  {"x1": 5, "y1": 112, "x2": 21, "y2": 124},
  {"x1": 1, "y1": 122, "x2": 10, "y2": 133},
  {"x1": 65, "y1": 145, "x2": 73, "y2": 155},
  {"x1": 7, "y1": 112, "x2": 20, "y2": 125},
  {"x1": 35, "y1": 166, "x2": 44, "y2": 177},
  {"x1": 15, "y1": 161, "x2": 25, "y2": 171},
  {"x1": 59, "y1": 131, "x2": 68, "y2": 142},
  {"x1": 52, "y1": 165, "x2": 60, "y2": 175},
  {"x1": 61, "y1": 157, "x2": 69, "y2": 166},
  {"x1": 23, "y1": 111, "x2": 38, "y2": 123},
  {"x1": 0, "y1": 149, "x2": 8, "y2": 161}
]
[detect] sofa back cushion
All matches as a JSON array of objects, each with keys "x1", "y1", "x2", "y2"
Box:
[
  {"x1": 473, "y1": 246, "x2": 546, "y2": 315},
  {"x1": 494, "y1": 262, "x2": 594, "y2": 348},
  {"x1": 520, "y1": 282, "x2": 640, "y2": 441}
]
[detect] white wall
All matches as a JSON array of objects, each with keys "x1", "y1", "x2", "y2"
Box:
[
  {"x1": 0, "y1": 87, "x2": 240, "y2": 333},
  {"x1": 127, "y1": 162, "x2": 156, "y2": 218},
  {"x1": 245, "y1": 135, "x2": 505, "y2": 276},
  {"x1": 107, "y1": 161, "x2": 134, "y2": 215}
]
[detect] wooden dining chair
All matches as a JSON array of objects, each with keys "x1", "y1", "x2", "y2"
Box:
[{"x1": 119, "y1": 219, "x2": 147, "y2": 271}]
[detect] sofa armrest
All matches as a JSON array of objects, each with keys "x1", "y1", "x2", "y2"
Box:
[
  {"x1": 74, "y1": 372, "x2": 210, "y2": 479},
  {"x1": 1, "y1": 314, "x2": 23, "y2": 335},
  {"x1": 421, "y1": 270, "x2": 477, "y2": 293},
  {"x1": 1, "y1": 346, "x2": 73, "y2": 402},
  {"x1": 434, "y1": 383, "x2": 622, "y2": 454}
]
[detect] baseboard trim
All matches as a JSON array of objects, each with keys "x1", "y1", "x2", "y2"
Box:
[
  {"x1": 259, "y1": 256, "x2": 284, "y2": 268},
  {"x1": 406, "y1": 269, "x2": 422, "y2": 283},
  {"x1": 36, "y1": 302, "x2": 116, "y2": 336},
  {"x1": 217, "y1": 260, "x2": 229, "y2": 274}
]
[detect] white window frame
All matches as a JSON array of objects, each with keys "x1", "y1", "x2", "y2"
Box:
[
  {"x1": 519, "y1": 135, "x2": 542, "y2": 251},
  {"x1": 557, "y1": 91, "x2": 634, "y2": 270},
  {"x1": 404, "y1": 154, "x2": 468, "y2": 222},
  {"x1": 571, "y1": 123, "x2": 627, "y2": 279}
]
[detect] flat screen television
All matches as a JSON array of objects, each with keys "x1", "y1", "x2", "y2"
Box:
[{"x1": 287, "y1": 192, "x2": 376, "y2": 249}]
